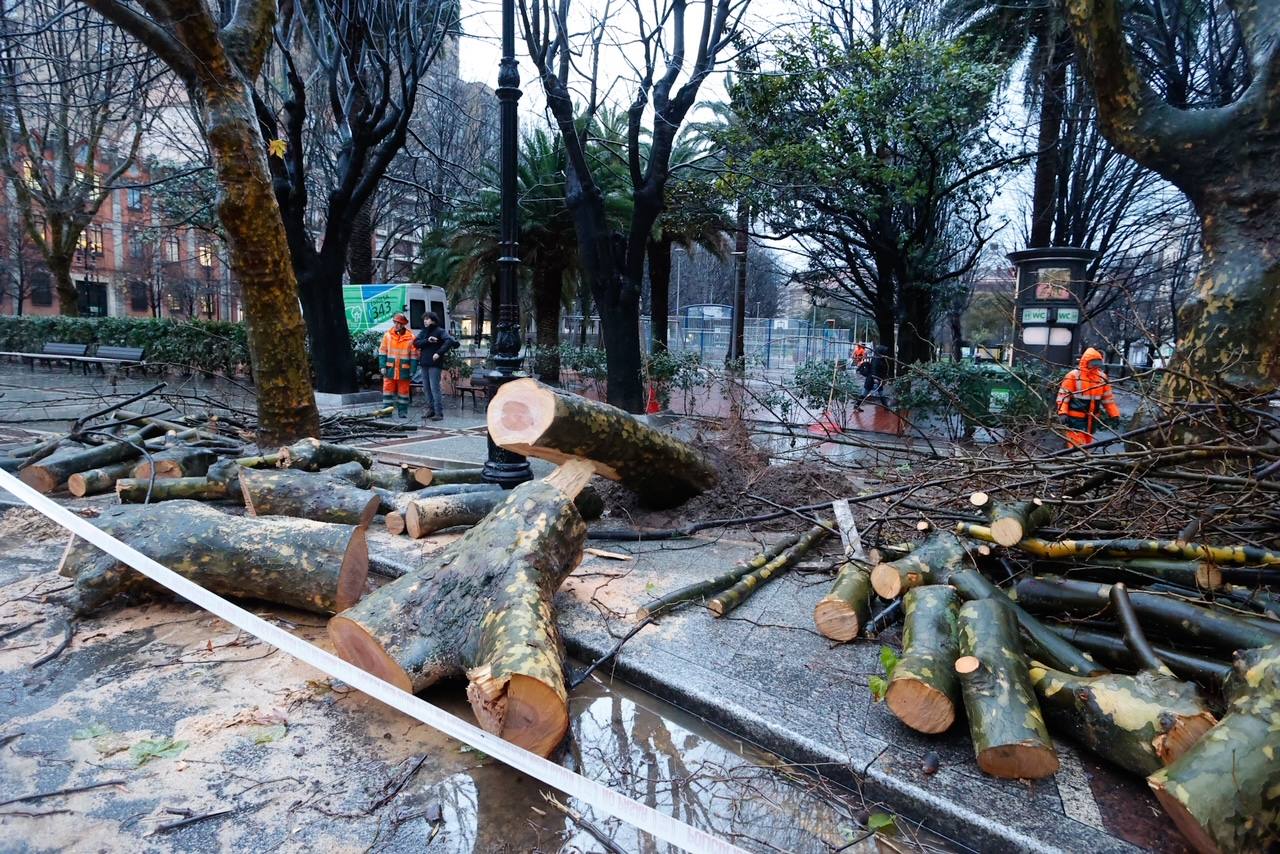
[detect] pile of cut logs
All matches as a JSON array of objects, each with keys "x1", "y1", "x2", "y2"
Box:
[{"x1": 1, "y1": 380, "x2": 717, "y2": 759}]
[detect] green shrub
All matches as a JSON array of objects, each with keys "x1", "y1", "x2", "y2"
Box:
[
  {"x1": 895, "y1": 360, "x2": 1052, "y2": 435},
  {"x1": 351, "y1": 329, "x2": 383, "y2": 381},
  {"x1": 792, "y1": 359, "x2": 861, "y2": 410},
  {"x1": 0, "y1": 316, "x2": 250, "y2": 375},
  {"x1": 559, "y1": 344, "x2": 607, "y2": 381}
]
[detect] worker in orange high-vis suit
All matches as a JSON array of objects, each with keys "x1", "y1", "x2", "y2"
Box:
[
  {"x1": 378, "y1": 313, "x2": 418, "y2": 419},
  {"x1": 1057, "y1": 346, "x2": 1120, "y2": 448}
]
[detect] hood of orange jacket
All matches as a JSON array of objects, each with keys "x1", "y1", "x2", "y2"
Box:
[{"x1": 1079, "y1": 347, "x2": 1105, "y2": 383}]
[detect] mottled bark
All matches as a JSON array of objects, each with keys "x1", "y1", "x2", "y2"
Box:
[
  {"x1": 20, "y1": 431, "x2": 154, "y2": 494},
  {"x1": 417, "y1": 466, "x2": 488, "y2": 487},
  {"x1": 115, "y1": 476, "x2": 231, "y2": 503},
  {"x1": 1048, "y1": 624, "x2": 1230, "y2": 686},
  {"x1": 401, "y1": 484, "x2": 603, "y2": 539},
  {"x1": 67, "y1": 460, "x2": 138, "y2": 497},
  {"x1": 1061, "y1": 558, "x2": 1225, "y2": 592},
  {"x1": 707, "y1": 521, "x2": 831, "y2": 617},
  {"x1": 488, "y1": 378, "x2": 717, "y2": 509},
  {"x1": 870, "y1": 531, "x2": 971, "y2": 599},
  {"x1": 955, "y1": 522, "x2": 1280, "y2": 566},
  {"x1": 886, "y1": 585, "x2": 961, "y2": 734},
  {"x1": 131, "y1": 445, "x2": 218, "y2": 480},
  {"x1": 239, "y1": 466, "x2": 380, "y2": 527},
  {"x1": 277, "y1": 437, "x2": 373, "y2": 471},
  {"x1": 59, "y1": 500, "x2": 367, "y2": 614},
  {"x1": 814, "y1": 561, "x2": 873, "y2": 642},
  {"x1": 968, "y1": 493, "x2": 1053, "y2": 547}
]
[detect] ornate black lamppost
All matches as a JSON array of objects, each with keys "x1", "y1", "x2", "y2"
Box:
[{"x1": 482, "y1": 0, "x2": 533, "y2": 487}]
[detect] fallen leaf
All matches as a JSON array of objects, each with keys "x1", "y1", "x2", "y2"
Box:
[
  {"x1": 251, "y1": 724, "x2": 287, "y2": 744},
  {"x1": 72, "y1": 723, "x2": 110, "y2": 741},
  {"x1": 129, "y1": 737, "x2": 188, "y2": 767}
]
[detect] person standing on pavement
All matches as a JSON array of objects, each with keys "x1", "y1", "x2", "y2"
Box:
[
  {"x1": 378, "y1": 313, "x2": 417, "y2": 420},
  {"x1": 414, "y1": 312, "x2": 458, "y2": 422},
  {"x1": 1057, "y1": 346, "x2": 1120, "y2": 448},
  {"x1": 858, "y1": 344, "x2": 890, "y2": 409},
  {"x1": 852, "y1": 341, "x2": 867, "y2": 369}
]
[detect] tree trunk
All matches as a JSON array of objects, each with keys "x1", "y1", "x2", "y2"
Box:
[
  {"x1": 20, "y1": 432, "x2": 158, "y2": 494},
  {"x1": 577, "y1": 284, "x2": 590, "y2": 348},
  {"x1": 488, "y1": 378, "x2": 717, "y2": 509},
  {"x1": 116, "y1": 476, "x2": 231, "y2": 503},
  {"x1": 328, "y1": 461, "x2": 594, "y2": 757},
  {"x1": 1147, "y1": 643, "x2": 1280, "y2": 854},
  {"x1": 67, "y1": 460, "x2": 138, "y2": 497},
  {"x1": 401, "y1": 484, "x2": 603, "y2": 539},
  {"x1": 886, "y1": 585, "x2": 962, "y2": 734},
  {"x1": 532, "y1": 264, "x2": 563, "y2": 382},
  {"x1": 59, "y1": 500, "x2": 368, "y2": 615},
  {"x1": 897, "y1": 283, "x2": 935, "y2": 366},
  {"x1": 647, "y1": 237, "x2": 671, "y2": 354},
  {"x1": 730, "y1": 200, "x2": 749, "y2": 367},
  {"x1": 239, "y1": 466, "x2": 381, "y2": 527},
  {"x1": 277, "y1": 437, "x2": 373, "y2": 471},
  {"x1": 384, "y1": 482, "x2": 506, "y2": 534},
  {"x1": 201, "y1": 83, "x2": 320, "y2": 445},
  {"x1": 347, "y1": 198, "x2": 374, "y2": 285},
  {"x1": 870, "y1": 531, "x2": 971, "y2": 599},
  {"x1": 415, "y1": 466, "x2": 488, "y2": 487},
  {"x1": 1029, "y1": 28, "x2": 1070, "y2": 248},
  {"x1": 814, "y1": 560, "x2": 873, "y2": 642},
  {"x1": 297, "y1": 262, "x2": 359, "y2": 394},
  {"x1": 968, "y1": 493, "x2": 1053, "y2": 547},
  {"x1": 596, "y1": 282, "x2": 644, "y2": 412},
  {"x1": 131, "y1": 445, "x2": 218, "y2": 480},
  {"x1": 48, "y1": 252, "x2": 78, "y2": 317},
  {"x1": 955, "y1": 598, "x2": 1060, "y2": 779}
]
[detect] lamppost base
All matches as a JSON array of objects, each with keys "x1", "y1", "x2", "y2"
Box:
[{"x1": 481, "y1": 368, "x2": 533, "y2": 488}]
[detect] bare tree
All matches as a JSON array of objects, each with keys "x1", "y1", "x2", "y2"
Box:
[
  {"x1": 518, "y1": 0, "x2": 753, "y2": 411},
  {"x1": 0, "y1": 0, "x2": 157, "y2": 315},
  {"x1": 0, "y1": 212, "x2": 48, "y2": 314}
]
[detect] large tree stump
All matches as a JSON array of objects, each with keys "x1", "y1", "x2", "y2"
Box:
[
  {"x1": 239, "y1": 467, "x2": 380, "y2": 527},
  {"x1": 68, "y1": 460, "x2": 138, "y2": 497},
  {"x1": 1148, "y1": 643, "x2": 1280, "y2": 853},
  {"x1": 116, "y1": 476, "x2": 231, "y2": 503},
  {"x1": 968, "y1": 493, "x2": 1052, "y2": 547},
  {"x1": 487, "y1": 378, "x2": 717, "y2": 509},
  {"x1": 886, "y1": 585, "x2": 962, "y2": 734},
  {"x1": 277, "y1": 437, "x2": 373, "y2": 471},
  {"x1": 131, "y1": 445, "x2": 218, "y2": 480},
  {"x1": 871, "y1": 531, "x2": 971, "y2": 599},
  {"x1": 814, "y1": 561, "x2": 873, "y2": 641},
  {"x1": 58, "y1": 500, "x2": 368, "y2": 614},
  {"x1": 955, "y1": 598, "x2": 1059, "y2": 779},
  {"x1": 328, "y1": 460, "x2": 595, "y2": 757}
]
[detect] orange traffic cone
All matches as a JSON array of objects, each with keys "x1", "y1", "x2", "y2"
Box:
[{"x1": 646, "y1": 383, "x2": 661, "y2": 414}]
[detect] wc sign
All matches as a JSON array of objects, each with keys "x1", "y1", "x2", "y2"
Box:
[{"x1": 1006, "y1": 248, "x2": 1096, "y2": 369}]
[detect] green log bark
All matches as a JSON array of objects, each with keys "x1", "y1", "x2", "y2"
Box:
[
  {"x1": 636, "y1": 530, "x2": 807, "y2": 619},
  {"x1": 19, "y1": 431, "x2": 156, "y2": 494},
  {"x1": 329, "y1": 478, "x2": 587, "y2": 757},
  {"x1": 488, "y1": 377, "x2": 717, "y2": 509},
  {"x1": 871, "y1": 531, "x2": 970, "y2": 599},
  {"x1": 1147, "y1": 643, "x2": 1280, "y2": 854},
  {"x1": 1014, "y1": 577, "x2": 1280, "y2": 653},
  {"x1": 949, "y1": 567, "x2": 1105, "y2": 677},
  {"x1": 276, "y1": 437, "x2": 373, "y2": 471},
  {"x1": 813, "y1": 561, "x2": 873, "y2": 642},
  {"x1": 115, "y1": 477, "x2": 230, "y2": 503},
  {"x1": 956, "y1": 522, "x2": 1280, "y2": 567},
  {"x1": 58, "y1": 500, "x2": 367, "y2": 614},
  {"x1": 1029, "y1": 664, "x2": 1216, "y2": 776},
  {"x1": 239, "y1": 466, "x2": 380, "y2": 527},
  {"x1": 707, "y1": 521, "x2": 831, "y2": 617},
  {"x1": 68, "y1": 460, "x2": 139, "y2": 497},
  {"x1": 1060, "y1": 558, "x2": 1225, "y2": 591},
  {"x1": 131, "y1": 445, "x2": 218, "y2": 480},
  {"x1": 955, "y1": 598, "x2": 1059, "y2": 779},
  {"x1": 421, "y1": 466, "x2": 488, "y2": 486},
  {"x1": 400, "y1": 486, "x2": 603, "y2": 539},
  {"x1": 1047, "y1": 624, "x2": 1230, "y2": 686},
  {"x1": 971, "y1": 493, "x2": 1053, "y2": 547},
  {"x1": 886, "y1": 585, "x2": 961, "y2": 734}
]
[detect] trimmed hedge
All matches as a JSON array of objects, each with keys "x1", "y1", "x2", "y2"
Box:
[{"x1": 0, "y1": 316, "x2": 250, "y2": 375}]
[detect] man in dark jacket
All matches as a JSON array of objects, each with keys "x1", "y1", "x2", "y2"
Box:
[
  {"x1": 413, "y1": 312, "x2": 458, "y2": 422},
  {"x1": 858, "y1": 344, "x2": 890, "y2": 409}
]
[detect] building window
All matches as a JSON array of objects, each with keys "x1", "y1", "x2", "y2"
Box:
[
  {"x1": 31, "y1": 272, "x2": 52, "y2": 306},
  {"x1": 129, "y1": 234, "x2": 145, "y2": 259},
  {"x1": 79, "y1": 224, "x2": 104, "y2": 256},
  {"x1": 127, "y1": 187, "x2": 144, "y2": 210},
  {"x1": 197, "y1": 242, "x2": 213, "y2": 268},
  {"x1": 76, "y1": 168, "x2": 100, "y2": 197},
  {"x1": 129, "y1": 281, "x2": 150, "y2": 311},
  {"x1": 165, "y1": 234, "x2": 181, "y2": 263}
]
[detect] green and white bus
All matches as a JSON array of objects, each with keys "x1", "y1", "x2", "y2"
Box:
[{"x1": 343, "y1": 284, "x2": 449, "y2": 335}]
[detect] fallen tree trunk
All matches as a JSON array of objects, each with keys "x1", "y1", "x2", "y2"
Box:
[
  {"x1": 969, "y1": 493, "x2": 1053, "y2": 547},
  {"x1": 1147, "y1": 643, "x2": 1280, "y2": 854},
  {"x1": 871, "y1": 531, "x2": 971, "y2": 599},
  {"x1": 239, "y1": 467, "x2": 381, "y2": 527},
  {"x1": 19, "y1": 430, "x2": 160, "y2": 494},
  {"x1": 328, "y1": 460, "x2": 594, "y2": 757},
  {"x1": 383, "y1": 483, "x2": 506, "y2": 534},
  {"x1": 955, "y1": 597, "x2": 1059, "y2": 779},
  {"x1": 886, "y1": 585, "x2": 961, "y2": 734},
  {"x1": 277, "y1": 437, "x2": 373, "y2": 471},
  {"x1": 131, "y1": 445, "x2": 218, "y2": 480},
  {"x1": 707, "y1": 521, "x2": 831, "y2": 617},
  {"x1": 116, "y1": 476, "x2": 231, "y2": 503},
  {"x1": 488, "y1": 378, "x2": 717, "y2": 509},
  {"x1": 400, "y1": 485, "x2": 604, "y2": 539},
  {"x1": 813, "y1": 561, "x2": 873, "y2": 641},
  {"x1": 68, "y1": 460, "x2": 138, "y2": 497},
  {"x1": 1014, "y1": 577, "x2": 1280, "y2": 652},
  {"x1": 415, "y1": 466, "x2": 487, "y2": 487},
  {"x1": 636, "y1": 530, "x2": 807, "y2": 619},
  {"x1": 956, "y1": 522, "x2": 1280, "y2": 567},
  {"x1": 1047, "y1": 624, "x2": 1230, "y2": 686},
  {"x1": 1058, "y1": 557, "x2": 1225, "y2": 591},
  {"x1": 59, "y1": 500, "x2": 368, "y2": 614}
]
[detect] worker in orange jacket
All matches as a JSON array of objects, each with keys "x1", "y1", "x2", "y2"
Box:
[
  {"x1": 852, "y1": 342, "x2": 867, "y2": 367},
  {"x1": 1057, "y1": 346, "x2": 1120, "y2": 447},
  {"x1": 378, "y1": 313, "x2": 418, "y2": 419}
]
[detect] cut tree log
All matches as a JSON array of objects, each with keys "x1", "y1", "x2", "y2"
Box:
[
  {"x1": 1014, "y1": 577, "x2": 1280, "y2": 652},
  {"x1": 239, "y1": 467, "x2": 380, "y2": 527},
  {"x1": 871, "y1": 531, "x2": 971, "y2": 599},
  {"x1": 131, "y1": 445, "x2": 218, "y2": 480},
  {"x1": 365, "y1": 464, "x2": 430, "y2": 492},
  {"x1": 414, "y1": 466, "x2": 487, "y2": 487},
  {"x1": 382, "y1": 483, "x2": 506, "y2": 534},
  {"x1": 867, "y1": 542, "x2": 913, "y2": 565},
  {"x1": 68, "y1": 460, "x2": 138, "y2": 497},
  {"x1": 59, "y1": 500, "x2": 368, "y2": 614},
  {"x1": 968, "y1": 493, "x2": 1053, "y2": 547},
  {"x1": 813, "y1": 561, "x2": 873, "y2": 641},
  {"x1": 487, "y1": 378, "x2": 717, "y2": 509},
  {"x1": 1147, "y1": 643, "x2": 1280, "y2": 854},
  {"x1": 400, "y1": 485, "x2": 604, "y2": 539},
  {"x1": 19, "y1": 430, "x2": 159, "y2": 494},
  {"x1": 1059, "y1": 557, "x2": 1225, "y2": 591},
  {"x1": 328, "y1": 459, "x2": 594, "y2": 757},
  {"x1": 956, "y1": 522, "x2": 1280, "y2": 566},
  {"x1": 707, "y1": 521, "x2": 831, "y2": 617},
  {"x1": 116, "y1": 476, "x2": 231, "y2": 503},
  {"x1": 955, "y1": 597, "x2": 1059, "y2": 779},
  {"x1": 277, "y1": 437, "x2": 373, "y2": 471},
  {"x1": 636, "y1": 530, "x2": 807, "y2": 619},
  {"x1": 886, "y1": 585, "x2": 961, "y2": 734},
  {"x1": 1047, "y1": 625, "x2": 1230, "y2": 686}
]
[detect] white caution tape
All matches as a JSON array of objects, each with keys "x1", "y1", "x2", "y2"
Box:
[{"x1": 0, "y1": 469, "x2": 747, "y2": 854}]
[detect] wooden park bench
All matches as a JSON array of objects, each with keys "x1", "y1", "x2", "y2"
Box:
[
  {"x1": 90, "y1": 345, "x2": 146, "y2": 376},
  {"x1": 0, "y1": 342, "x2": 91, "y2": 373}
]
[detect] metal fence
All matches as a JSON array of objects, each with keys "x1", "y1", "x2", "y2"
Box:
[{"x1": 563, "y1": 315, "x2": 854, "y2": 369}]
